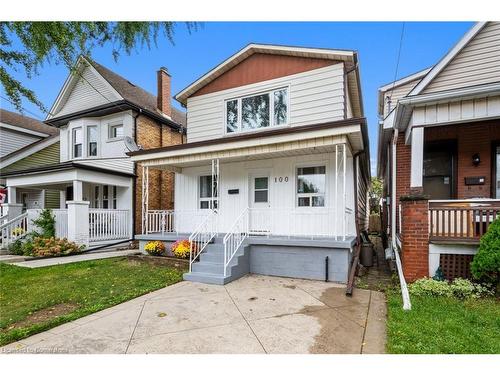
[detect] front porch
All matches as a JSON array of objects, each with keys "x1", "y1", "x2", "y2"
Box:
[{"x1": 0, "y1": 163, "x2": 134, "y2": 249}]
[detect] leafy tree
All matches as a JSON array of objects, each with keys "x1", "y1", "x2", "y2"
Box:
[
  {"x1": 369, "y1": 177, "x2": 383, "y2": 214},
  {"x1": 0, "y1": 22, "x2": 197, "y2": 112}
]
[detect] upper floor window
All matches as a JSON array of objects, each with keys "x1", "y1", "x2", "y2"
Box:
[
  {"x1": 72, "y1": 127, "x2": 83, "y2": 158},
  {"x1": 109, "y1": 123, "x2": 124, "y2": 139},
  {"x1": 226, "y1": 87, "x2": 288, "y2": 134},
  {"x1": 87, "y1": 126, "x2": 98, "y2": 157},
  {"x1": 296, "y1": 166, "x2": 326, "y2": 207}
]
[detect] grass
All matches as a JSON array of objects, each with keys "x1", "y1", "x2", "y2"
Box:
[
  {"x1": 0, "y1": 257, "x2": 185, "y2": 346},
  {"x1": 386, "y1": 290, "x2": 500, "y2": 353}
]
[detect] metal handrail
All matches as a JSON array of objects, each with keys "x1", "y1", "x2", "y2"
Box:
[
  {"x1": 223, "y1": 207, "x2": 249, "y2": 277},
  {"x1": 188, "y1": 210, "x2": 218, "y2": 272}
]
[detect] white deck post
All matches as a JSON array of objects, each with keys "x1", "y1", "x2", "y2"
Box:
[
  {"x1": 141, "y1": 165, "x2": 149, "y2": 234},
  {"x1": 410, "y1": 127, "x2": 424, "y2": 191},
  {"x1": 343, "y1": 143, "x2": 346, "y2": 241},
  {"x1": 3, "y1": 186, "x2": 23, "y2": 219},
  {"x1": 335, "y1": 145, "x2": 338, "y2": 240},
  {"x1": 67, "y1": 180, "x2": 89, "y2": 247}
]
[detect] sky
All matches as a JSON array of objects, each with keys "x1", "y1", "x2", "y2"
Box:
[{"x1": 0, "y1": 22, "x2": 474, "y2": 175}]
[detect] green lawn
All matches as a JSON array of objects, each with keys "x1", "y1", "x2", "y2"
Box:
[
  {"x1": 0, "y1": 257, "x2": 185, "y2": 346},
  {"x1": 386, "y1": 290, "x2": 500, "y2": 353}
]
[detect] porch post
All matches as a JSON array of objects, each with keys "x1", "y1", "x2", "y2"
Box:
[
  {"x1": 67, "y1": 180, "x2": 89, "y2": 247},
  {"x1": 410, "y1": 127, "x2": 424, "y2": 193},
  {"x1": 3, "y1": 186, "x2": 23, "y2": 219},
  {"x1": 141, "y1": 165, "x2": 149, "y2": 234}
]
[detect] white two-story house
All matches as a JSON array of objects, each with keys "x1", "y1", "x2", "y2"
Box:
[
  {"x1": 1, "y1": 56, "x2": 185, "y2": 248},
  {"x1": 130, "y1": 44, "x2": 370, "y2": 285}
]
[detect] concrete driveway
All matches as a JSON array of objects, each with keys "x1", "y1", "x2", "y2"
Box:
[{"x1": 1, "y1": 275, "x2": 386, "y2": 354}]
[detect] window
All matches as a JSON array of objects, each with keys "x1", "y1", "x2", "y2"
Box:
[
  {"x1": 225, "y1": 87, "x2": 288, "y2": 134},
  {"x1": 72, "y1": 127, "x2": 82, "y2": 158},
  {"x1": 87, "y1": 126, "x2": 98, "y2": 156},
  {"x1": 102, "y1": 185, "x2": 109, "y2": 209},
  {"x1": 199, "y1": 175, "x2": 218, "y2": 209},
  {"x1": 93, "y1": 186, "x2": 100, "y2": 208},
  {"x1": 112, "y1": 186, "x2": 117, "y2": 209},
  {"x1": 254, "y1": 177, "x2": 269, "y2": 203},
  {"x1": 109, "y1": 123, "x2": 124, "y2": 139},
  {"x1": 297, "y1": 166, "x2": 326, "y2": 207}
]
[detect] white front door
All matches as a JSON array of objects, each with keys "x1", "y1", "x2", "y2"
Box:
[{"x1": 249, "y1": 174, "x2": 270, "y2": 234}]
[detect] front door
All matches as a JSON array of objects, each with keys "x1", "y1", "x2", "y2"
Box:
[
  {"x1": 249, "y1": 174, "x2": 270, "y2": 234},
  {"x1": 423, "y1": 141, "x2": 456, "y2": 200}
]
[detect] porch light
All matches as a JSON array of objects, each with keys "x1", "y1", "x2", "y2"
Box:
[{"x1": 472, "y1": 153, "x2": 480, "y2": 166}]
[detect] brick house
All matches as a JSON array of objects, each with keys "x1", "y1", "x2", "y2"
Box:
[
  {"x1": 1, "y1": 56, "x2": 185, "y2": 248},
  {"x1": 377, "y1": 22, "x2": 500, "y2": 281}
]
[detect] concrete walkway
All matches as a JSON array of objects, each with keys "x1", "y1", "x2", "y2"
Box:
[
  {"x1": 0, "y1": 275, "x2": 386, "y2": 354},
  {"x1": 7, "y1": 249, "x2": 140, "y2": 268}
]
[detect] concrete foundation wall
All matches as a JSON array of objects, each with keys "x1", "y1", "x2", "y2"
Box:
[{"x1": 249, "y1": 245, "x2": 350, "y2": 283}]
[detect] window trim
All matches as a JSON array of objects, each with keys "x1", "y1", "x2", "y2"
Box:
[
  {"x1": 108, "y1": 122, "x2": 124, "y2": 141},
  {"x1": 295, "y1": 163, "x2": 328, "y2": 209},
  {"x1": 198, "y1": 174, "x2": 218, "y2": 210},
  {"x1": 87, "y1": 125, "x2": 98, "y2": 157},
  {"x1": 72, "y1": 127, "x2": 83, "y2": 159},
  {"x1": 223, "y1": 85, "x2": 290, "y2": 136}
]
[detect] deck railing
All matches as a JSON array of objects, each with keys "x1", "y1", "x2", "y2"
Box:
[
  {"x1": 145, "y1": 210, "x2": 211, "y2": 235},
  {"x1": 89, "y1": 209, "x2": 131, "y2": 242},
  {"x1": 223, "y1": 208, "x2": 249, "y2": 277},
  {"x1": 0, "y1": 212, "x2": 28, "y2": 249},
  {"x1": 429, "y1": 200, "x2": 500, "y2": 242}
]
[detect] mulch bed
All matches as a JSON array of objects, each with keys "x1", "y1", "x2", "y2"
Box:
[
  {"x1": 2, "y1": 303, "x2": 79, "y2": 332},
  {"x1": 125, "y1": 255, "x2": 189, "y2": 270}
]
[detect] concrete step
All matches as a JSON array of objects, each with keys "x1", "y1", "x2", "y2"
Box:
[
  {"x1": 183, "y1": 271, "x2": 227, "y2": 285},
  {"x1": 191, "y1": 261, "x2": 224, "y2": 274},
  {"x1": 200, "y1": 251, "x2": 224, "y2": 262}
]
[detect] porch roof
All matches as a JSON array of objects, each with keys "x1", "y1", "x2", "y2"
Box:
[
  {"x1": 129, "y1": 118, "x2": 366, "y2": 170},
  {"x1": 1, "y1": 161, "x2": 134, "y2": 189}
]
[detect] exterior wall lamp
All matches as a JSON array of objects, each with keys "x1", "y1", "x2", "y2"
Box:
[{"x1": 472, "y1": 153, "x2": 481, "y2": 166}]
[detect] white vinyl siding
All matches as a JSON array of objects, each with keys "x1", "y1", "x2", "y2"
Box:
[
  {"x1": 424, "y1": 22, "x2": 500, "y2": 94},
  {"x1": 0, "y1": 128, "x2": 41, "y2": 157},
  {"x1": 381, "y1": 78, "x2": 421, "y2": 117},
  {"x1": 186, "y1": 63, "x2": 346, "y2": 143},
  {"x1": 174, "y1": 151, "x2": 356, "y2": 236},
  {"x1": 54, "y1": 64, "x2": 121, "y2": 118}
]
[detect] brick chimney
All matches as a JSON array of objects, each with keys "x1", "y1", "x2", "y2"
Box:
[{"x1": 157, "y1": 67, "x2": 171, "y2": 118}]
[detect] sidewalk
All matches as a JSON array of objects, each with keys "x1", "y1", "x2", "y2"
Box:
[{"x1": 6, "y1": 249, "x2": 140, "y2": 268}]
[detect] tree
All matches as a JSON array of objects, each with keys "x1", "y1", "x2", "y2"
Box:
[
  {"x1": 0, "y1": 22, "x2": 197, "y2": 113},
  {"x1": 369, "y1": 177, "x2": 383, "y2": 214}
]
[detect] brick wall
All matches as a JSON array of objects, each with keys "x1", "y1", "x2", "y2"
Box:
[
  {"x1": 395, "y1": 133, "x2": 411, "y2": 232},
  {"x1": 400, "y1": 198, "x2": 429, "y2": 282},
  {"x1": 425, "y1": 119, "x2": 500, "y2": 199},
  {"x1": 134, "y1": 114, "x2": 183, "y2": 234}
]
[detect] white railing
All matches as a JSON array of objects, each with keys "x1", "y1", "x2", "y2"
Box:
[
  {"x1": 188, "y1": 210, "x2": 218, "y2": 272},
  {"x1": 25, "y1": 209, "x2": 68, "y2": 238},
  {"x1": 145, "y1": 209, "x2": 210, "y2": 235},
  {"x1": 0, "y1": 213, "x2": 28, "y2": 249},
  {"x1": 89, "y1": 209, "x2": 131, "y2": 242},
  {"x1": 223, "y1": 208, "x2": 249, "y2": 277},
  {"x1": 247, "y1": 208, "x2": 346, "y2": 239}
]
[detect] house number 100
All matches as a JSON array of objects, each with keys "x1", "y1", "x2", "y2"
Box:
[{"x1": 274, "y1": 177, "x2": 289, "y2": 183}]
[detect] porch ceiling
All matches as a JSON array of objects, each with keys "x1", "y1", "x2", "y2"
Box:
[{"x1": 142, "y1": 133, "x2": 357, "y2": 170}]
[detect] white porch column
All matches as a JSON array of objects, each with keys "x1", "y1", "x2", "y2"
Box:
[
  {"x1": 66, "y1": 200, "x2": 89, "y2": 247},
  {"x1": 73, "y1": 180, "x2": 83, "y2": 201},
  {"x1": 67, "y1": 180, "x2": 89, "y2": 247},
  {"x1": 4, "y1": 186, "x2": 23, "y2": 219},
  {"x1": 410, "y1": 127, "x2": 424, "y2": 192}
]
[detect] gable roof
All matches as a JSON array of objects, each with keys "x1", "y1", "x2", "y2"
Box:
[
  {"x1": 0, "y1": 109, "x2": 58, "y2": 136},
  {"x1": 175, "y1": 43, "x2": 359, "y2": 107},
  {"x1": 46, "y1": 56, "x2": 186, "y2": 128},
  {"x1": 408, "y1": 22, "x2": 488, "y2": 96}
]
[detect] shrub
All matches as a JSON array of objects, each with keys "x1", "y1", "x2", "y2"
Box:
[
  {"x1": 144, "y1": 241, "x2": 165, "y2": 256},
  {"x1": 31, "y1": 237, "x2": 82, "y2": 257},
  {"x1": 171, "y1": 239, "x2": 192, "y2": 259},
  {"x1": 8, "y1": 239, "x2": 24, "y2": 255},
  {"x1": 471, "y1": 218, "x2": 500, "y2": 288},
  {"x1": 409, "y1": 277, "x2": 493, "y2": 299},
  {"x1": 31, "y1": 209, "x2": 56, "y2": 238}
]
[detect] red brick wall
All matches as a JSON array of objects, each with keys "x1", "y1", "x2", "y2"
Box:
[
  {"x1": 425, "y1": 119, "x2": 500, "y2": 199},
  {"x1": 395, "y1": 133, "x2": 411, "y2": 232},
  {"x1": 400, "y1": 198, "x2": 429, "y2": 282},
  {"x1": 134, "y1": 115, "x2": 183, "y2": 234}
]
